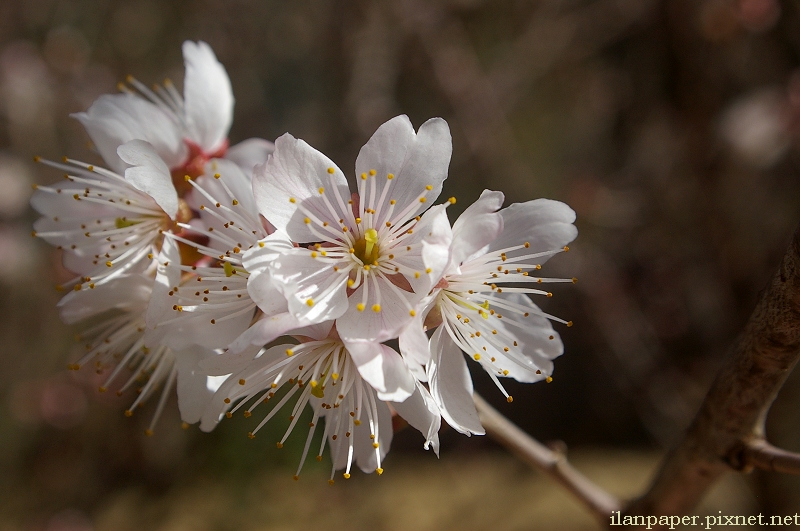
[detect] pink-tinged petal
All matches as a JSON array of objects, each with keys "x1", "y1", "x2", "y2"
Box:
[
  {"x1": 450, "y1": 189, "x2": 505, "y2": 267},
  {"x1": 355, "y1": 116, "x2": 452, "y2": 225},
  {"x1": 390, "y1": 381, "x2": 441, "y2": 455},
  {"x1": 175, "y1": 345, "x2": 226, "y2": 425},
  {"x1": 118, "y1": 139, "x2": 179, "y2": 219},
  {"x1": 489, "y1": 199, "x2": 578, "y2": 262},
  {"x1": 428, "y1": 326, "x2": 484, "y2": 436},
  {"x1": 288, "y1": 320, "x2": 334, "y2": 342},
  {"x1": 225, "y1": 138, "x2": 275, "y2": 176},
  {"x1": 226, "y1": 312, "x2": 309, "y2": 353},
  {"x1": 252, "y1": 133, "x2": 350, "y2": 242},
  {"x1": 336, "y1": 277, "x2": 413, "y2": 342},
  {"x1": 345, "y1": 341, "x2": 415, "y2": 402},
  {"x1": 270, "y1": 249, "x2": 349, "y2": 323},
  {"x1": 57, "y1": 274, "x2": 151, "y2": 324},
  {"x1": 72, "y1": 93, "x2": 185, "y2": 174},
  {"x1": 246, "y1": 269, "x2": 286, "y2": 316},
  {"x1": 182, "y1": 41, "x2": 233, "y2": 153}
]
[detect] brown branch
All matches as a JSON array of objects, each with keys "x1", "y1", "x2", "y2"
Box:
[
  {"x1": 473, "y1": 393, "x2": 622, "y2": 520},
  {"x1": 734, "y1": 439, "x2": 800, "y2": 476},
  {"x1": 625, "y1": 223, "x2": 800, "y2": 520}
]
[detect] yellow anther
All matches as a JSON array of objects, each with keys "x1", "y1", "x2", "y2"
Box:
[
  {"x1": 356, "y1": 303, "x2": 365, "y2": 312},
  {"x1": 238, "y1": 379, "x2": 246, "y2": 385},
  {"x1": 328, "y1": 479, "x2": 335, "y2": 485},
  {"x1": 286, "y1": 349, "x2": 294, "y2": 356},
  {"x1": 409, "y1": 310, "x2": 416, "y2": 317},
  {"x1": 361, "y1": 173, "x2": 367, "y2": 180},
  {"x1": 506, "y1": 396, "x2": 514, "y2": 403},
  {"x1": 353, "y1": 419, "x2": 361, "y2": 426},
  {"x1": 105, "y1": 261, "x2": 113, "y2": 267},
  {"x1": 347, "y1": 279, "x2": 355, "y2": 287},
  {"x1": 259, "y1": 242, "x2": 265, "y2": 248},
  {"x1": 473, "y1": 354, "x2": 481, "y2": 361},
  {"x1": 332, "y1": 373, "x2": 339, "y2": 380},
  {"x1": 419, "y1": 197, "x2": 426, "y2": 203},
  {"x1": 546, "y1": 292, "x2": 553, "y2": 298},
  {"x1": 306, "y1": 299, "x2": 314, "y2": 307},
  {"x1": 232, "y1": 199, "x2": 239, "y2": 205},
  {"x1": 372, "y1": 442, "x2": 379, "y2": 448},
  {"x1": 567, "y1": 321, "x2": 573, "y2": 327},
  {"x1": 224, "y1": 398, "x2": 231, "y2": 404},
  {"x1": 546, "y1": 376, "x2": 553, "y2": 383},
  {"x1": 319, "y1": 187, "x2": 325, "y2": 194},
  {"x1": 448, "y1": 197, "x2": 456, "y2": 204},
  {"x1": 390, "y1": 199, "x2": 396, "y2": 205},
  {"x1": 343, "y1": 473, "x2": 351, "y2": 479},
  {"x1": 355, "y1": 217, "x2": 361, "y2": 224},
  {"x1": 276, "y1": 442, "x2": 284, "y2": 448},
  {"x1": 310, "y1": 380, "x2": 318, "y2": 388},
  {"x1": 144, "y1": 429, "x2": 154, "y2": 436},
  {"x1": 304, "y1": 217, "x2": 311, "y2": 224},
  {"x1": 289, "y1": 197, "x2": 296, "y2": 203},
  {"x1": 503, "y1": 370, "x2": 509, "y2": 376},
  {"x1": 248, "y1": 432, "x2": 255, "y2": 439},
  {"x1": 98, "y1": 386, "x2": 107, "y2": 393},
  {"x1": 243, "y1": 411, "x2": 251, "y2": 418},
  {"x1": 124, "y1": 410, "x2": 133, "y2": 417},
  {"x1": 563, "y1": 246, "x2": 569, "y2": 252},
  {"x1": 425, "y1": 268, "x2": 432, "y2": 274},
  {"x1": 311, "y1": 251, "x2": 318, "y2": 258},
  {"x1": 327, "y1": 167, "x2": 335, "y2": 174},
  {"x1": 369, "y1": 169, "x2": 376, "y2": 176},
  {"x1": 414, "y1": 272, "x2": 420, "y2": 279},
  {"x1": 372, "y1": 304, "x2": 381, "y2": 312},
  {"x1": 572, "y1": 277, "x2": 578, "y2": 284},
  {"x1": 387, "y1": 173, "x2": 394, "y2": 180}
]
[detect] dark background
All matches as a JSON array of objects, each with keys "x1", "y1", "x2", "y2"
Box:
[{"x1": 2, "y1": 0, "x2": 800, "y2": 529}]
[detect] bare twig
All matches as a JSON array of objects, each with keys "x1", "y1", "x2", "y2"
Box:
[
  {"x1": 734, "y1": 439, "x2": 800, "y2": 476},
  {"x1": 473, "y1": 393, "x2": 622, "y2": 520},
  {"x1": 625, "y1": 223, "x2": 800, "y2": 519}
]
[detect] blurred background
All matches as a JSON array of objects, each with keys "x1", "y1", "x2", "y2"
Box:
[{"x1": 2, "y1": 0, "x2": 800, "y2": 529}]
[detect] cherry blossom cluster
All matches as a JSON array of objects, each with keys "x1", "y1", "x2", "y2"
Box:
[{"x1": 31, "y1": 41, "x2": 578, "y2": 482}]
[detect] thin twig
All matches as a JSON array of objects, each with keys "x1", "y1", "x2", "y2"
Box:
[
  {"x1": 473, "y1": 393, "x2": 622, "y2": 520},
  {"x1": 735, "y1": 439, "x2": 800, "y2": 476},
  {"x1": 625, "y1": 223, "x2": 800, "y2": 520}
]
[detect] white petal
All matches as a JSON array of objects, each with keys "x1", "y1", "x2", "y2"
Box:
[
  {"x1": 398, "y1": 308, "x2": 433, "y2": 371},
  {"x1": 182, "y1": 41, "x2": 233, "y2": 152},
  {"x1": 345, "y1": 341, "x2": 416, "y2": 402},
  {"x1": 72, "y1": 93, "x2": 185, "y2": 174},
  {"x1": 388, "y1": 204, "x2": 452, "y2": 296},
  {"x1": 428, "y1": 326, "x2": 484, "y2": 435},
  {"x1": 242, "y1": 231, "x2": 294, "y2": 275},
  {"x1": 200, "y1": 343, "x2": 264, "y2": 376},
  {"x1": 355, "y1": 116, "x2": 452, "y2": 225},
  {"x1": 118, "y1": 139, "x2": 179, "y2": 219},
  {"x1": 450, "y1": 189, "x2": 505, "y2": 267},
  {"x1": 252, "y1": 133, "x2": 351, "y2": 242},
  {"x1": 270, "y1": 249, "x2": 349, "y2": 323},
  {"x1": 199, "y1": 158, "x2": 260, "y2": 220},
  {"x1": 487, "y1": 293, "x2": 562, "y2": 382},
  {"x1": 225, "y1": 138, "x2": 275, "y2": 176},
  {"x1": 226, "y1": 311, "x2": 309, "y2": 353},
  {"x1": 390, "y1": 381, "x2": 441, "y2": 455},
  {"x1": 336, "y1": 277, "x2": 413, "y2": 342},
  {"x1": 144, "y1": 236, "x2": 181, "y2": 343},
  {"x1": 57, "y1": 274, "x2": 151, "y2": 324},
  {"x1": 175, "y1": 345, "x2": 223, "y2": 425},
  {"x1": 489, "y1": 199, "x2": 578, "y2": 263}
]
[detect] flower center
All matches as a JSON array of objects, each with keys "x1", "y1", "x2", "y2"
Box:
[{"x1": 352, "y1": 228, "x2": 380, "y2": 265}]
